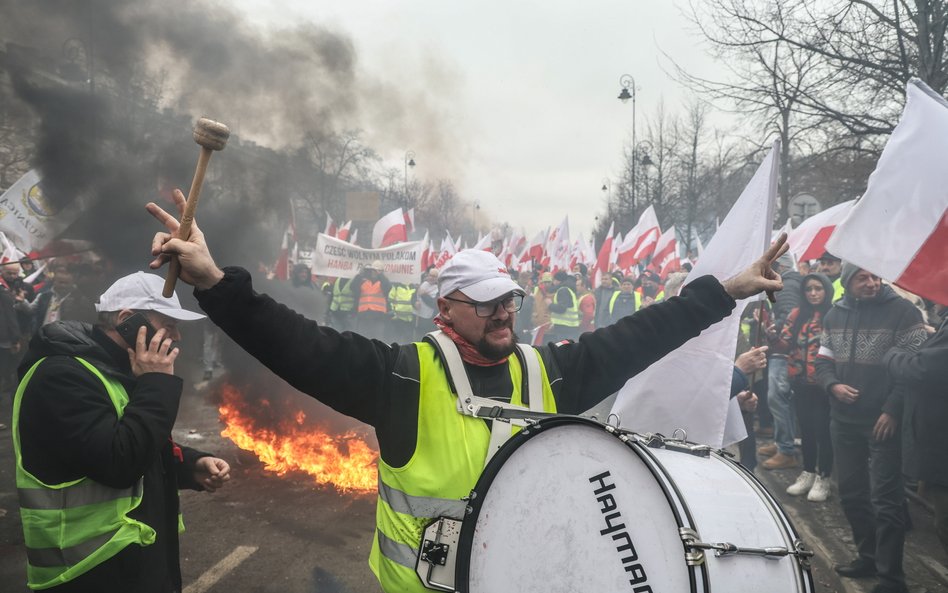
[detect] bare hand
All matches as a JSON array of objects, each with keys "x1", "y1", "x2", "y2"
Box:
[
  {"x1": 721, "y1": 233, "x2": 789, "y2": 301},
  {"x1": 146, "y1": 189, "x2": 225, "y2": 291},
  {"x1": 873, "y1": 412, "x2": 897, "y2": 441},
  {"x1": 193, "y1": 456, "x2": 231, "y2": 492},
  {"x1": 737, "y1": 390, "x2": 758, "y2": 413},
  {"x1": 830, "y1": 383, "x2": 860, "y2": 404},
  {"x1": 128, "y1": 326, "x2": 178, "y2": 376},
  {"x1": 735, "y1": 345, "x2": 769, "y2": 375}
]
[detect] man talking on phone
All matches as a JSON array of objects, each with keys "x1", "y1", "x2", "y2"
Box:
[{"x1": 11, "y1": 271, "x2": 231, "y2": 593}]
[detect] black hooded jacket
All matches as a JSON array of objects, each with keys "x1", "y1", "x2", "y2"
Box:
[{"x1": 15, "y1": 321, "x2": 208, "y2": 593}]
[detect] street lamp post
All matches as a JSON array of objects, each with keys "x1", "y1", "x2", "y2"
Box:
[
  {"x1": 472, "y1": 200, "x2": 480, "y2": 236},
  {"x1": 618, "y1": 74, "x2": 638, "y2": 217},
  {"x1": 636, "y1": 141, "x2": 654, "y2": 205},
  {"x1": 404, "y1": 150, "x2": 416, "y2": 209}
]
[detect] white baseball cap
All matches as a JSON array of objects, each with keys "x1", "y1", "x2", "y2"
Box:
[
  {"x1": 95, "y1": 272, "x2": 206, "y2": 321},
  {"x1": 438, "y1": 250, "x2": 524, "y2": 302}
]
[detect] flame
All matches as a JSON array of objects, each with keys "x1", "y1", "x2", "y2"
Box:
[{"x1": 218, "y1": 383, "x2": 377, "y2": 494}]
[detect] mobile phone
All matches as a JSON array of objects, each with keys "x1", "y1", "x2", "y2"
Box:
[{"x1": 115, "y1": 312, "x2": 160, "y2": 350}]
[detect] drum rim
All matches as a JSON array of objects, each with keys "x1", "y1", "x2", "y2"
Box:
[{"x1": 455, "y1": 415, "x2": 708, "y2": 593}]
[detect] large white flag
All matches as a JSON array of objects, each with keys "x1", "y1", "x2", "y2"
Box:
[
  {"x1": 610, "y1": 140, "x2": 780, "y2": 447},
  {"x1": 827, "y1": 79, "x2": 948, "y2": 305},
  {"x1": 0, "y1": 169, "x2": 86, "y2": 251}
]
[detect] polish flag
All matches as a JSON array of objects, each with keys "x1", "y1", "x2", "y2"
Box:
[
  {"x1": 787, "y1": 199, "x2": 855, "y2": 262},
  {"x1": 372, "y1": 208, "x2": 408, "y2": 248},
  {"x1": 473, "y1": 233, "x2": 492, "y2": 251},
  {"x1": 436, "y1": 232, "x2": 457, "y2": 267},
  {"x1": 521, "y1": 228, "x2": 548, "y2": 263},
  {"x1": 404, "y1": 208, "x2": 416, "y2": 234},
  {"x1": 273, "y1": 227, "x2": 291, "y2": 281},
  {"x1": 419, "y1": 231, "x2": 431, "y2": 270},
  {"x1": 616, "y1": 206, "x2": 660, "y2": 269},
  {"x1": 827, "y1": 79, "x2": 948, "y2": 305},
  {"x1": 349, "y1": 228, "x2": 359, "y2": 246},
  {"x1": 324, "y1": 212, "x2": 337, "y2": 238},
  {"x1": 336, "y1": 221, "x2": 352, "y2": 242},
  {"x1": 593, "y1": 222, "x2": 615, "y2": 288},
  {"x1": 652, "y1": 226, "x2": 680, "y2": 279},
  {"x1": 547, "y1": 216, "x2": 570, "y2": 254}
]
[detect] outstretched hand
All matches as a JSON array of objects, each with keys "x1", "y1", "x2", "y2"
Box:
[
  {"x1": 146, "y1": 189, "x2": 225, "y2": 291},
  {"x1": 721, "y1": 233, "x2": 790, "y2": 301}
]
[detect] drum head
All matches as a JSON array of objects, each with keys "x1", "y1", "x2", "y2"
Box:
[{"x1": 457, "y1": 417, "x2": 691, "y2": 593}]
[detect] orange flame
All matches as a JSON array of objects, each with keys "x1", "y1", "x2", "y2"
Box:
[{"x1": 218, "y1": 383, "x2": 377, "y2": 494}]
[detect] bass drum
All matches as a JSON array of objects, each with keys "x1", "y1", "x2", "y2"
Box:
[{"x1": 455, "y1": 416, "x2": 814, "y2": 593}]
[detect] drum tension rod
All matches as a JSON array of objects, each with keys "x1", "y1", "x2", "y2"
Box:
[{"x1": 679, "y1": 528, "x2": 815, "y2": 567}]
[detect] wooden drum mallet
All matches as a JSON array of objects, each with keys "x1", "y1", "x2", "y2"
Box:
[{"x1": 162, "y1": 117, "x2": 230, "y2": 297}]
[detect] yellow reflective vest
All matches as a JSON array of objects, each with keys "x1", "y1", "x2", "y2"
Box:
[
  {"x1": 549, "y1": 287, "x2": 580, "y2": 328},
  {"x1": 368, "y1": 342, "x2": 558, "y2": 593},
  {"x1": 13, "y1": 357, "x2": 159, "y2": 590},
  {"x1": 330, "y1": 278, "x2": 355, "y2": 312},
  {"x1": 389, "y1": 285, "x2": 416, "y2": 322}
]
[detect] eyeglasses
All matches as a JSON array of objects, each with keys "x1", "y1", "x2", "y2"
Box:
[{"x1": 443, "y1": 294, "x2": 524, "y2": 317}]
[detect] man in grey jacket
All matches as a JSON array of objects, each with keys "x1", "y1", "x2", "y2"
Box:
[{"x1": 814, "y1": 264, "x2": 927, "y2": 593}]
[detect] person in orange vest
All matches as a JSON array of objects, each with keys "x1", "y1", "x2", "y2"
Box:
[{"x1": 351, "y1": 261, "x2": 391, "y2": 339}]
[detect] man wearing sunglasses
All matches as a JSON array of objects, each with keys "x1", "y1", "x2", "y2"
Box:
[{"x1": 147, "y1": 190, "x2": 789, "y2": 593}]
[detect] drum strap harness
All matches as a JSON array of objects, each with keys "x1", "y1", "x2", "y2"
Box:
[{"x1": 426, "y1": 330, "x2": 554, "y2": 468}]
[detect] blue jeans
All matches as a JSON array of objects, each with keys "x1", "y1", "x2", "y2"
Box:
[{"x1": 768, "y1": 357, "x2": 795, "y2": 455}]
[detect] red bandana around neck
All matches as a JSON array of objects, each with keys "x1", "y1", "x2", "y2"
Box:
[{"x1": 433, "y1": 316, "x2": 510, "y2": 367}]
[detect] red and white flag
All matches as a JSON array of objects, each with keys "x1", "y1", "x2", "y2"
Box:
[
  {"x1": 349, "y1": 228, "x2": 359, "y2": 246},
  {"x1": 652, "y1": 226, "x2": 679, "y2": 279},
  {"x1": 324, "y1": 212, "x2": 337, "y2": 238},
  {"x1": 616, "y1": 206, "x2": 660, "y2": 269},
  {"x1": 521, "y1": 228, "x2": 548, "y2": 263},
  {"x1": 612, "y1": 139, "x2": 780, "y2": 448},
  {"x1": 372, "y1": 208, "x2": 408, "y2": 248},
  {"x1": 827, "y1": 79, "x2": 948, "y2": 305},
  {"x1": 593, "y1": 222, "x2": 615, "y2": 288},
  {"x1": 788, "y1": 200, "x2": 855, "y2": 262},
  {"x1": 436, "y1": 232, "x2": 457, "y2": 267},
  {"x1": 337, "y1": 221, "x2": 352, "y2": 242},
  {"x1": 419, "y1": 231, "x2": 431, "y2": 269},
  {"x1": 404, "y1": 208, "x2": 416, "y2": 234},
  {"x1": 472, "y1": 233, "x2": 492, "y2": 251}
]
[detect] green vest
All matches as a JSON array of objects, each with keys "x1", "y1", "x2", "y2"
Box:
[
  {"x1": 832, "y1": 277, "x2": 845, "y2": 303},
  {"x1": 367, "y1": 342, "x2": 558, "y2": 593},
  {"x1": 609, "y1": 290, "x2": 642, "y2": 315},
  {"x1": 330, "y1": 278, "x2": 355, "y2": 312},
  {"x1": 13, "y1": 357, "x2": 158, "y2": 590},
  {"x1": 388, "y1": 285, "x2": 416, "y2": 322},
  {"x1": 549, "y1": 287, "x2": 580, "y2": 327}
]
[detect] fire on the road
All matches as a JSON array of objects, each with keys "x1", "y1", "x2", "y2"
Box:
[{"x1": 218, "y1": 383, "x2": 378, "y2": 494}]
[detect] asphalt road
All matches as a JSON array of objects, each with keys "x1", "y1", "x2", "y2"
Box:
[{"x1": 2, "y1": 364, "x2": 947, "y2": 593}]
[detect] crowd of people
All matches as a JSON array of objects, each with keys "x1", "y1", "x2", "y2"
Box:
[{"x1": 4, "y1": 194, "x2": 946, "y2": 593}]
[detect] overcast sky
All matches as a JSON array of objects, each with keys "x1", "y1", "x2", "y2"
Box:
[{"x1": 231, "y1": 0, "x2": 723, "y2": 238}]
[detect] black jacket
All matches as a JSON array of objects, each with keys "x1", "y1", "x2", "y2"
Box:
[
  {"x1": 814, "y1": 285, "x2": 928, "y2": 426},
  {"x1": 16, "y1": 321, "x2": 208, "y2": 593},
  {"x1": 195, "y1": 267, "x2": 735, "y2": 467},
  {"x1": 885, "y1": 317, "x2": 948, "y2": 485}
]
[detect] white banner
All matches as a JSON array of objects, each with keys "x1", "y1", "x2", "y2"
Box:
[
  {"x1": 0, "y1": 170, "x2": 85, "y2": 251},
  {"x1": 314, "y1": 233, "x2": 423, "y2": 284}
]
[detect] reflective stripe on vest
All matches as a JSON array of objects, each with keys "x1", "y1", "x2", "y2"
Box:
[
  {"x1": 388, "y1": 286, "x2": 415, "y2": 322},
  {"x1": 549, "y1": 287, "x2": 579, "y2": 327},
  {"x1": 358, "y1": 280, "x2": 387, "y2": 313},
  {"x1": 13, "y1": 357, "x2": 157, "y2": 589},
  {"x1": 330, "y1": 278, "x2": 355, "y2": 312},
  {"x1": 368, "y1": 342, "x2": 557, "y2": 593}
]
